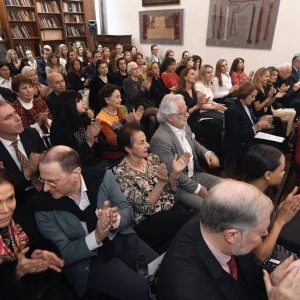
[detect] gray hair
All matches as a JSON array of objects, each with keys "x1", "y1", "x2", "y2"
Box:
[
  {"x1": 199, "y1": 180, "x2": 273, "y2": 234},
  {"x1": 157, "y1": 93, "x2": 184, "y2": 123},
  {"x1": 127, "y1": 61, "x2": 138, "y2": 74},
  {"x1": 277, "y1": 62, "x2": 292, "y2": 72},
  {"x1": 21, "y1": 66, "x2": 36, "y2": 77}
]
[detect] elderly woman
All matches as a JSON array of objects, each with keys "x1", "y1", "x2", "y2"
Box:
[
  {"x1": 244, "y1": 144, "x2": 300, "y2": 261},
  {"x1": 116, "y1": 123, "x2": 196, "y2": 252},
  {"x1": 6, "y1": 49, "x2": 26, "y2": 77},
  {"x1": 21, "y1": 66, "x2": 49, "y2": 100},
  {"x1": 11, "y1": 75, "x2": 51, "y2": 138},
  {"x1": 0, "y1": 170, "x2": 65, "y2": 300},
  {"x1": 96, "y1": 84, "x2": 143, "y2": 160}
]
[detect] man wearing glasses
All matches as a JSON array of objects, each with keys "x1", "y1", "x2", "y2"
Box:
[
  {"x1": 145, "y1": 44, "x2": 163, "y2": 68},
  {"x1": 35, "y1": 145, "x2": 157, "y2": 300}
]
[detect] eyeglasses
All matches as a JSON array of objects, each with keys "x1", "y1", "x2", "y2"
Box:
[
  {"x1": 153, "y1": 48, "x2": 159, "y2": 51},
  {"x1": 38, "y1": 178, "x2": 57, "y2": 189},
  {"x1": 176, "y1": 108, "x2": 189, "y2": 116}
]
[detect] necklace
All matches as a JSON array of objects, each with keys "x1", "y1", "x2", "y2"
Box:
[{"x1": 126, "y1": 157, "x2": 146, "y2": 173}]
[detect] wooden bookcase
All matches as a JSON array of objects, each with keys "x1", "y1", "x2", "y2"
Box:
[{"x1": 0, "y1": 0, "x2": 93, "y2": 57}]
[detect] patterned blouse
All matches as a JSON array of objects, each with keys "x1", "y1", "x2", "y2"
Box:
[{"x1": 115, "y1": 153, "x2": 175, "y2": 225}]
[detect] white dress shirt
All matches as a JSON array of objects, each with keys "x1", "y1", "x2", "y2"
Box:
[{"x1": 0, "y1": 76, "x2": 12, "y2": 90}]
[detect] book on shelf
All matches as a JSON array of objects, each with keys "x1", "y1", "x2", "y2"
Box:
[
  {"x1": 5, "y1": 0, "x2": 33, "y2": 6},
  {"x1": 41, "y1": 29, "x2": 63, "y2": 41},
  {"x1": 36, "y1": 1, "x2": 60, "y2": 13},
  {"x1": 15, "y1": 44, "x2": 31, "y2": 58},
  {"x1": 66, "y1": 25, "x2": 85, "y2": 37},
  {"x1": 64, "y1": 14, "x2": 83, "y2": 23},
  {"x1": 8, "y1": 9, "x2": 35, "y2": 21},
  {"x1": 63, "y1": 2, "x2": 82, "y2": 13},
  {"x1": 39, "y1": 16, "x2": 61, "y2": 28},
  {"x1": 11, "y1": 25, "x2": 31, "y2": 38}
]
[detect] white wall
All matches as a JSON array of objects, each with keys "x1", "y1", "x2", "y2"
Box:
[{"x1": 104, "y1": 0, "x2": 299, "y2": 72}]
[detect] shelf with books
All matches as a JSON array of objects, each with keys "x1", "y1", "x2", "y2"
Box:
[{"x1": 5, "y1": 0, "x2": 33, "y2": 5}]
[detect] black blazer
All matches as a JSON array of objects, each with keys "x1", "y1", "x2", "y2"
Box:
[
  {"x1": 36, "y1": 57, "x2": 47, "y2": 85},
  {"x1": 45, "y1": 91, "x2": 59, "y2": 116},
  {"x1": 157, "y1": 218, "x2": 267, "y2": 300},
  {"x1": 224, "y1": 99, "x2": 257, "y2": 158},
  {"x1": 0, "y1": 127, "x2": 46, "y2": 197}
]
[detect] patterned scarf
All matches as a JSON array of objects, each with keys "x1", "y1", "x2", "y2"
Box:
[{"x1": 0, "y1": 220, "x2": 29, "y2": 263}]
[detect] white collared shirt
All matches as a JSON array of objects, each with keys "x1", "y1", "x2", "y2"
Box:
[
  {"x1": 0, "y1": 135, "x2": 28, "y2": 170},
  {"x1": 242, "y1": 104, "x2": 256, "y2": 134},
  {"x1": 0, "y1": 76, "x2": 12, "y2": 90}
]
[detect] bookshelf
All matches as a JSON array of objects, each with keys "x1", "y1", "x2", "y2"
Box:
[{"x1": 0, "y1": 0, "x2": 93, "y2": 58}]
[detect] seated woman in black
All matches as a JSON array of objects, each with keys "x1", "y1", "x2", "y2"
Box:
[
  {"x1": 252, "y1": 68, "x2": 285, "y2": 140},
  {"x1": 224, "y1": 81, "x2": 280, "y2": 163},
  {"x1": 112, "y1": 57, "x2": 128, "y2": 100},
  {"x1": 176, "y1": 67, "x2": 222, "y2": 157},
  {"x1": 0, "y1": 170, "x2": 67, "y2": 300},
  {"x1": 66, "y1": 58, "x2": 90, "y2": 91},
  {"x1": 50, "y1": 90, "x2": 103, "y2": 165}
]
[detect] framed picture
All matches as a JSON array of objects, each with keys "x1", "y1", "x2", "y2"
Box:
[
  {"x1": 206, "y1": 0, "x2": 280, "y2": 50},
  {"x1": 139, "y1": 9, "x2": 183, "y2": 45},
  {"x1": 142, "y1": 0, "x2": 180, "y2": 6}
]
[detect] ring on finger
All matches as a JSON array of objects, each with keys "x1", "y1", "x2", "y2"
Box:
[{"x1": 32, "y1": 267, "x2": 36, "y2": 272}]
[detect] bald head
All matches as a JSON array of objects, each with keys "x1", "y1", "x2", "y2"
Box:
[
  {"x1": 39, "y1": 145, "x2": 81, "y2": 173},
  {"x1": 47, "y1": 72, "x2": 66, "y2": 94},
  {"x1": 199, "y1": 180, "x2": 273, "y2": 234}
]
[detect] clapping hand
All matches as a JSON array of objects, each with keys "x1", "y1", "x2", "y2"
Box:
[
  {"x1": 205, "y1": 152, "x2": 220, "y2": 168},
  {"x1": 31, "y1": 249, "x2": 64, "y2": 273},
  {"x1": 156, "y1": 163, "x2": 168, "y2": 183},
  {"x1": 24, "y1": 152, "x2": 41, "y2": 178},
  {"x1": 172, "y1": 152, "x2": 191, "y2": 175}
]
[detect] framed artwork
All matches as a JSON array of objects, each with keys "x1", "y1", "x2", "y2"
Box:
[
  {"x1": 206, "y1": 0, "x2": 280, "y2": 49},
  {"x1": 139, "y1": 9, "x2": 183, "y2": 45},
  {"x1": 142, "y1": 0, "x2": 180, "y2": 6}
]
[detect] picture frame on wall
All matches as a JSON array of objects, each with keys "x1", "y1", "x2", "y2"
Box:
[
  {"x1": 142, "y1": 0, "x2": 180, "y2": 6},
  {"x1": 139, "y1": 9, "x2": 183, "y2": 45}
]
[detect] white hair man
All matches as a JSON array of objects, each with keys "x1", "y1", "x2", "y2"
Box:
[
  {"x1": 150, "y1": 93, "x2": 221, "y2": 210},
  {"x1": 158, "y1": 180, "x2": 297, "y2": 300}
]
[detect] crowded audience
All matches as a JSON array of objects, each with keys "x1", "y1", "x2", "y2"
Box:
[{"x1": 1, "y1": 40, "x2": 300, "y2": 300}]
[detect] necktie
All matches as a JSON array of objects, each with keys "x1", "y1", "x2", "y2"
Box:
[
  {"x1": 227, "y1": 256, "x2": 238, "y2": 280},
  {"x1": 11, "y1": 140, "x2": 42, "y2": 191}
]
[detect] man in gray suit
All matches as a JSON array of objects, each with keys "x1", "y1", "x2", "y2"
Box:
[
  {"x1": 145, "y1": 44, "x2": 163, "y2": 68},
  {"x1": 35, "y1": 146, "x2": 157, "y2": 300},
  {"x1": 150, "y1": 94, "x2": 222, "y2": 210}
]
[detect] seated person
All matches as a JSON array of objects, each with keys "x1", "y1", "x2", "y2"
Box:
[
  {"x1": 11, "y1": 75, "x2": 52, "y2": 138},
  {"x1": 244, "y1": 144, "x2": 300, "y2": 261},
  {"x1": 223, "y1": 81, "x2": 280, "y2": 163},
  {"x1": 0, "y1": 62, "x2": 13, "y2": 91},
  {"x1": 45, "y1": 53, "x2": 64, "y2": 76},
  {"x1": 96, "y1": 84, "x2": 143, "y2": 161},
  {"x1": 21, "y1": 66, "x2": 49, "y2": 101},
  {"x1": 157, "y1": 180, "x2": 292, "y2": 300},
  {"x1": 0, "y1": 170, "x2": 66, "y2": 300},
  {"x1": 50, "y1": 90, "x2": 102, "y2": 166},
  {"x1": 212, "y1": 58, "x2": 238, "y2": 104},
  {"x1": 116, "y1": 123, "x2": 196, "y2": 252},
  {"x1": 229, "y1": 57, "x2": 253, "y2": 86},
  {"x1": 0, "y1": 102, "x2": 46, "y2": 243},
  {"x1": 6, "y1": 49, "x2": 26, "y2": 77},
  {"x1": 161, "y1": 57, "x2": 179, "y2": 91},
  {"x1": 150, "y1": 93, "x2": 221, "y2": 210},
  {"x1": 66, "y1": 59, "x2": 90, "y2": 91},
  {"x1": 35, "y1": 146, "x2": 158, "y2": 300},
  {"x1": 45, "y1": 73, "x2": 66, "y2": 116}
]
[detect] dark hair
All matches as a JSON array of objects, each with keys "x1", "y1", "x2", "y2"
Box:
[
  {"x1": 96, "y1": 60, "x2": 107, "y2": 75},
  {"x1": 54, "y1": 90, "x2": 85, "y2": 128},
  {"x1": 40, "y1": 147, "x2": 82, "y2": 173},
  {"x1": 92, "y1": 50, "x2": 101, "y2": 58},
  {"x1": 98, "y1": 84, "x2": 120, "y2": 109},
  {"x1": 176, "y1": 66, "x2": 194, "y2": 93},
  {"x1": 164, "y1": 57, "x2": 176, "y2": 68},
  {"x1": 236, "y1": 81, "x2": 256, "y2": 100},
  {"x1": 11, "y1": 74, "x2": 32, "y2": 93},
  {"x1": 267, "y1": 66, "x2": 279, "y2": 74},
  {"x1": 229, "y1": 57, "x2": 245, "y2": 75},
  {"x1": 68, "y1": 58, "x2": 82, "y2": 73},
  {"x1": 0, "y1": 169, "x2": 16, "y2": 187},
  {"x1": 116, "y1": 57, "x2": 127, "y2": 70},
  {"x1": 117, "y1": 123, "x2": 145, "y2": 153},
  {"x1": 129, "y1": 46, "x2": 137, "y2": 52},
  {"x1": 292, "y1": 53, "x2": 300, "y2": 64},
  {"x1": 0, "y1": 62, "x2": 9, "y2": 69},
  {"x1": 181, "y1": 50, "x2": 189, "y2": 59},
  {"x1": 132, "y1": 52, "x2": 144, "y2": 63},
  {"x1": 151, "y1": 44, "x2": 158, "y2": 51},
  {"x1": 244, "y1": 144, "x2": 282, "y2": 182},
  {"x1": 192, "y1": 55, "x2": 202, "y2": 70}
]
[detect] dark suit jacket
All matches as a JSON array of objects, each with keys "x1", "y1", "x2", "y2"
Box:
[
  {"x1": 224, "y1": 99, "x2": 257, "y2": 158},
  {"x1": 45, "y1": 91, "x2": 59, "y2": 116},
  {"x1": 36, "y1": 57, "x2": 47, "y2": 85},
  {"x1": 292, "y1": 66, "x2": 300, "y2": 83},
  {"x1": 35, "y1": 168, "x2": 134, "y2": 297},
  {"x1": 0, "y1": 127, "x2": 45, "y2": 197},
  {"x1": 276, "y1": 75, "x2": 300, "y2": 108},
  {"x1": 157, "y1": 218, "x2": 267, "y2": 300}
]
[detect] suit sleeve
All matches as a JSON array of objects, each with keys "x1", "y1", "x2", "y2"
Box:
[
  {"x1": 35, "y1": 211, "x2": 93, "y2": 265},
  {"x1": 150, "y1": 133, "x2": 199, "y2": 193},
  {"x1": 97, "y1": 170, "x2": 133, "y2": 231}
]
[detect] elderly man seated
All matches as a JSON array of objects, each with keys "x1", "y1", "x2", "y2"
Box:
[
  {"x1": 35, "y1": 146, "x2": 157, "y2": 300},
  {"x1": 150, "y1": 93, "x2": 222, "y2": 210},
  {"x1": 157, "y1": 180, "x2": 300, "y2": 300}
]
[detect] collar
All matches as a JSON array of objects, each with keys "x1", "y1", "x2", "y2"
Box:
[
  {"x1": 201, "y1": 225, "x2": 231, "y2": 268},
  {"x1": 68, "y1": 175, "x2": 87, "y2": 202},
  {"x1": 0, "y1": 76, "x2": 11, "y2": 83},
  {"x1": 18, "y1": 98, "x2": 33, "y2": 110},
  {"x1": 0, "y1": 135, "x2": 20, "y2": 147},
  {"x1": 166, "y1": 122, "x2": 186, "y2": 135}
]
